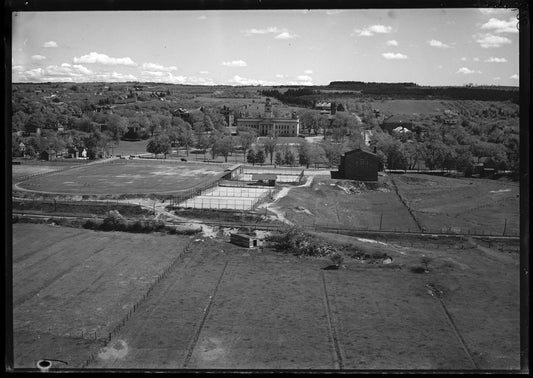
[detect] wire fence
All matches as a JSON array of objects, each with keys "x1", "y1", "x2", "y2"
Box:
[
  {"x1": 80, "y1": 240, "x2": 193, "y2": 368},
  {"x1": 295, "y1": 220, "x2": 520, "y2": 238}
]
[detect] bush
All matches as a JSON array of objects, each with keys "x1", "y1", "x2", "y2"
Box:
[
  {"x1": 268, "y1": 227, "x2": 341, "y2": 258},
  {"x1": 83, "y1": 219, "x2": 99, "y2": 230},
  {"x1": 330, "y1": 251, "x2": 344, "y2": 266}
]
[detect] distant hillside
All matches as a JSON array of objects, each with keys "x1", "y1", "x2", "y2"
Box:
[{"x1": 327, "y1": 81, "x2": 519, "y2": 103}]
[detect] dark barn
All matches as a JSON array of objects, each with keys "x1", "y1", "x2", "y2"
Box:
[{"x1": 336, "y1": 148, "x2": 378, "y2": 182}]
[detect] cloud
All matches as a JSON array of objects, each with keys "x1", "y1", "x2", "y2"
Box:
[
  {"x1": 141, "y1": 62, "x2": 177, "y2": 71},
  {"x1": 14, "y1": 63, "x2": 94, "y2": 82},
  {"x1": 326, "y1": 10, "x2": 343, "y2": 15},
  {"x1": 382, "y1": 52, "x2": 408, "y2": 60},
  {"x1": 479, "y1": 8, "x2": 512, "y2": 15},
  {"x1": 304, "y1": 69, "x2": 313, "y2": 74},
  {"x1": 386, "y1": 40, "x2": 398, "y2": 46},
  {"x1": 73, "y1": 52, "x2": 137, "y2": 66},
  {"x1": 43, "y1": 41, "x2": 58, "y2": 48},
  {"x1": 45, "y1": 64, "x2": 93, "y2": 77},
  {"x1": 275, "y1": 74, "x2": 285, "y2": 78},
  {"x1": 197, "y1": 15, "x2": 207, "y2": 20},
  {"x1": 493, "y1": 76, "x2": 501, "y2": 80},
  {"x1": 31, "y1": 54, "x2": 46, "y2": 61},
  {"x1": 243, "y1": 27, "x2": 283, "y2": 35},
  {"x1": 481, "y1": 17, "x2": 518, "y2": 33},
  {"x1": 428, "y1": 39, "x2": 451, "y2": 48},
  {"x1": 199, "y1": 70, "x2": 210, "y2": 74},
  {"x1": 460, "y1": 57, "x2": 468, "y2": 61},
  {"x1": 475, "y1": 33, "x2": 512, "y2": 48},
  {"x1": 473, "y1": 57, "x2": 480, "y2": 61},
  {"x1": 222, "y1": 60, "x2": 248, "y2": 67},
  {"x1": 230, "y1": 75, "x2": 276, "y2": 86},
  {"x1": 456, "y1": 67, "x2": 481, "y2": 74},
  {"x1": 297, "y1": 75, "x2": 312, "y2": 81},
  {"x1": 485, "y1": 57, "x2": 508, "y2": 63},
  {"x1": 275, "y1": 32, "x2": 298, "y2": 39},
  {"x1": 509, "y1": 74, "x2": 519, "y2": 80},
  {"x1": 95, "y1": 72, "x2": 138, "y2": 82},
  {"x1": 353, "y1": 24, "x2": 392, "y2": 37}
]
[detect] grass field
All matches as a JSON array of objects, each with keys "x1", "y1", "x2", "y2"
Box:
[
  {"x1": 15, "y1": 159, "x2": 226, "y2": 196},
  {"x1": 12, "y1": 223, "x2": 190, "y2": 368},
  {"x1": 11, "y1": 224, "x2": 520, "y2": 370},
  {"x1": 392, "y1": 174, "x2": 520, "y2": 236},
  {"x1": 274, "y1": 173, "x2": 520, "y2": 236},
  {"x1": 275, "y1": 175, "x2": 420, "y2": 232}
]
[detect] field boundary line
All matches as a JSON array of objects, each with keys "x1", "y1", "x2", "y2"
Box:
[
  {"x1": 85, "y1": 242, "x2": 192, "y2": 368},
  {"x1": 389, "y1": 175, "x2": 424, "y2": 232},
  {"x1": 320, "y1": 271, "x2": 345, "y2": 370},
  {"x1": 183, "y1": 260, "x2": 229, "y2": 368},
  {"x1": 437, "y1": 296, "x2": 479, "y2": 369}
]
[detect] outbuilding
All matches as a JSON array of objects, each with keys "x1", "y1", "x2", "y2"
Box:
[
  {"x1": 40, "y1": 150, "x2": 56, "y2": 161},
  {"x1": 336, "y1": 148, "x2": 378, "y2": 182},
  {"x1": 230, "y1": 233, "x2": 263, "y2": 248}
]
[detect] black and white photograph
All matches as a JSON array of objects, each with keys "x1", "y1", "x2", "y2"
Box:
[{"x1": 5, "y1": 0, "x2": 528, "y2": 373}]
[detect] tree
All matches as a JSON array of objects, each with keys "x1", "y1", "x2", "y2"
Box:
[
  {"x1": 178, "y1": 123, "x2": 194, "y2": 156},
  {"x1": 196, "y1": 133, "x2": 210, "y2": 159},
  {"x1": 263, "y1": 137, "x2": 278, "y2": 165},
  {"x1": 275, "y1": 151, "x2": 284, "y2": 166},
  {"x1": 255, "y1": 149, "x2": 265, "y2": 164},
  {"x1": 283, "y1": 149, "x2": 295, "y2": 166},
  {"x1": 298, "y1": 142, "x2": 312, "y2": 168},
  {"x1": 146, "y1": 134, "x2": 171, "y2": 158},
  {"x1": 106, "y1": 114, "x2": 129, "y2": 142},
  {"x1": 246, "y1": 149, "x2": 256, "y2": 165},
  {"x1": 238, "y1": 129, "x2": 257, "y2": 162},
  {"x1": 208, "y1": 130, "x2": 222, "y2": 159},
  {"x1": 320, "y1": 141, "x2": 342, "y2": 168},
  {"x1": 214, "y1": 136, "x2": 234, "y2": 162}
]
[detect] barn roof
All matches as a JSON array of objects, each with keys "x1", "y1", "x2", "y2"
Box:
[{"x1": 343, "y1": 148, "x2": 377, "y2": 157}]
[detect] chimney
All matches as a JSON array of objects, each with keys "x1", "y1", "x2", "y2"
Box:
[{"x1": 373, "y1": 146, "x2": 377, "y2": 154}]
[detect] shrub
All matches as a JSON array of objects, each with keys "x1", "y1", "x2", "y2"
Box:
[
  {"x1": 101, "y1": 210, "x2": 128, "y2": 231},
  {"x1": 410, "y1": 266, "x2": 426, "y2": 274},
  {"x1": 268, "y1": 227, "x2": 341, "y2": 258},
  {"x1": 83, "y1": 219, "x2": 99, "y2": 230},
  {"x1": 330, "y1": 251, "x2": 344, "y2": 266}
]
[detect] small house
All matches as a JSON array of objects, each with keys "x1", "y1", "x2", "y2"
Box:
[
  {"x1": 335, "y1": 148, "x2": 378, "y2": 182},
  {"x1": 40, "y1": 150, "x2": 56, "y2": 161},
  {"x1": 230, "y1": 233, "x2": 263, "y2": 248}
]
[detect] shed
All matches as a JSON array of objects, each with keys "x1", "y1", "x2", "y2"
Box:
[
  {"x1": 230, "y1": 233, "x2": 263, "y2": 248},
  {"x1": 336, "y1": 148, "x2": 378, "y2": 182},
  {"x1": 40, "y1": 150, "x2": 56, "y2": 161},
  {"x1": 252, "y1": 173, "x2": 277, "y2": 186},
  {"x1": 223, "y1": 164, "x2": 244, "y2": 180}
]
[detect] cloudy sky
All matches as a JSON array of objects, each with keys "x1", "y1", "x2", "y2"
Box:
[{"x1": 11, "y1": 8, "x2": 520, "y2": 86}]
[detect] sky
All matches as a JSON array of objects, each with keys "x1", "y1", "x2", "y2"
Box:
[{"x1": 11, "y1": 8, "x2": 520, "y2": 86}]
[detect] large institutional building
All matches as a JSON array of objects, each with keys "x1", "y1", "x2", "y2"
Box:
[{"x1": 235, "y1": 98, "x2": 300, "y2": 137}]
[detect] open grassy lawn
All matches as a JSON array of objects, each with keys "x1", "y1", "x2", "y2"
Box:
[
  {"x1": 12, "y1": 223, "x2": 190, "y2": 368},
  {"x1": 16, "y1": 159, "x2": 226, "y2": 196},
  {"x1": 113, "y1": 140, "x2": 149, "y2": 156},
  {"x1": 392, "y1": 174, "x2": 520, "y2": 236},
  {"x1": 11, "y1": 224, "x2": 520, "y2": 370},
  {"x1": 275, "y1": 175, "x2": 420, "y2": 232}
]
